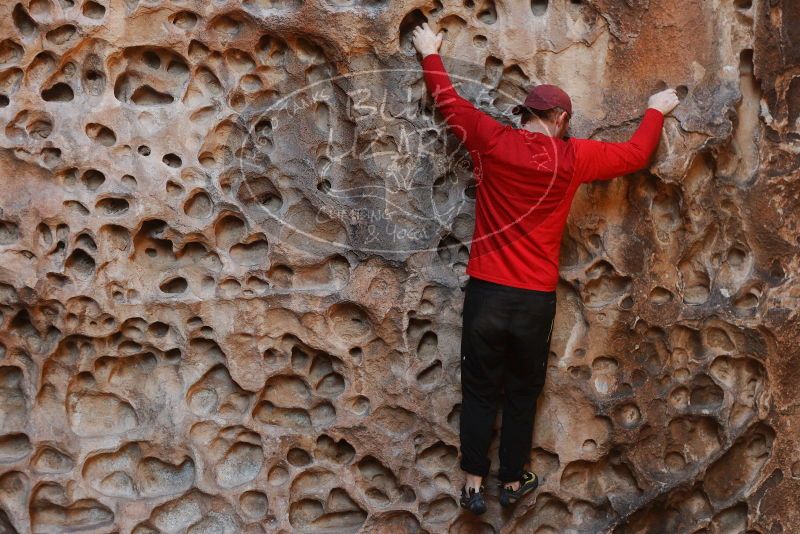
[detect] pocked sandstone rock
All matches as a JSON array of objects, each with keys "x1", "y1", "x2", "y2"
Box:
[{"x1": 0, "y1": 0, "x2": 797, "y2": 532}]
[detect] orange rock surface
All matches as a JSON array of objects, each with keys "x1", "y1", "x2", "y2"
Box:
[{"x1": 0, "y1": 0, "x2": 796, "y2": 532}]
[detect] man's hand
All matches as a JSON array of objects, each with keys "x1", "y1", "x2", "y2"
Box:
[
  {"x1": 648, "y1": 88, "x2": 680, "y2": 116},
  {"x1": 412, "y1": 23, "x2": 443, "y2": 58}
]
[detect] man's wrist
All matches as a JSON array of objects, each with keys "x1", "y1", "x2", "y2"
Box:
[
  {"x1": 421, "y1": 51, "x2": 439, "y2": 59},
  {"x1": 645, "y1": 106, "x2": 665, "y2": 116}
]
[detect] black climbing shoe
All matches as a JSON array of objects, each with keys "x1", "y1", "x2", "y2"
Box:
[
  {"x1": 460, "y1": 486, "x2": 487, "y2": 515},
  {"x1": 499, "y1": 471, "x2": 539, "y2": 507}
]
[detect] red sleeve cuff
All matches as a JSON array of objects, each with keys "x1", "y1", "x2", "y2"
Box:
[
  {"x1": 421, "y1": 53, "x2": 444, "y2": 70},
  {"x1": 643, "y1": 107, "x2": 665, "y2": 127}
]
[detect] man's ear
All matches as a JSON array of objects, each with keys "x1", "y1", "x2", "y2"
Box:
[
  {"x1": 556, "y1": 111, "x2": 570, "y2": 137},
  {"x1": 558, "y1": 111, "x2": 570, "y2": 134}
]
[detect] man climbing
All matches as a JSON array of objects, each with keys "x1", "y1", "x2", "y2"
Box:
[{"x1": 411, "y1": 23, "x2": 680, "y2": 514}]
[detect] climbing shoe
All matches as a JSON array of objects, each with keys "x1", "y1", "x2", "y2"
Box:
[
  {"x1": 499, "y1": 471, "x2": 539, "y2": 507},
  {"x1": 460, "y1": 485, "x2": 487, "y2": 515}
]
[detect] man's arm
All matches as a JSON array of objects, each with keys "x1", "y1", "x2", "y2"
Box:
[
  {"x1": 573, "y1": 89, "x2": 679, "y2": 182},
  {"x1": 413, "y1": 24, "x2": 506, "y2": 154}
]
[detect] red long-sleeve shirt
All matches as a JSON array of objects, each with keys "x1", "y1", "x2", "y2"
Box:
[{"x1": 421, "y1": 53, "x2": 665, "y2": 291}]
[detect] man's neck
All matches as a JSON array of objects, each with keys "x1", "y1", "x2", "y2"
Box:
[{"x1": 522, "y1": 122, "x2": 555, "y2": 136}]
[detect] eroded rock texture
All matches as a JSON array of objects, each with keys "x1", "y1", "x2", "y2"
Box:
[{"x1": 0, "y1": 0, "x2": 797, "y2": 532}]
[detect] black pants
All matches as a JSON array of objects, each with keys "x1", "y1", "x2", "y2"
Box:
[{"x1": 459, "y1": 276, "x2": 556, "y2": 483}]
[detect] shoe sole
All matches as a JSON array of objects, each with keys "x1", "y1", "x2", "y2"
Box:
[
  {"x1": 461, "y1": 501, "x2": 487, "y2": 515},
  {"x1": 460, "y1": 488, "x2": 487, "y2": 515},
  {"x1": 499, "y1": 479, "x2": 539, "y2": 507}
]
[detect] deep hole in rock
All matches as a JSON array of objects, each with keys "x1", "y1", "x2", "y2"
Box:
[
  {"x1": 130, "y1": 85, "x2": 174, "y2": 105},
  {"x1": 82, "y1": 1, "x2": 106, "y2": 18},
  {"x1": 12, "y1": 4, "x2": 37, "y2": 36},
  {"x1": 160, "y1": 276, "x2": 188, "y2": 294},
  {"x1": 0, "y1": 221, "x2": 20, "y2": 245},
  {"x1": 85, "y1": 123, "x2": 116, "y2": 146},
  {"x1": 531, "y1": 0, "x2": 548, "y2": 16},
  {"x1": 45, "y1": 25, "x2": 77, "y2": 45},
  {"x1": 81, "y1": 169, "x2": 106, "y2": 190},
  {"x1": 171, "y1": 11, "x2": 198, "y2": 29},
  {"x1": 162, "y1": 153, "x2": 182, "y2": 168},
  {"x1": 41, "y1": 83, "x2": 74, "y2": 102},
  {"x1": 96, "y1": 197, "x2": 129, "y2": 215},
  {"x1": 65, "y1": 248, "x2": 96, "y2": 278},
  {"x1": 399, "y1": 9, "x2": 428, "y2": 53}
]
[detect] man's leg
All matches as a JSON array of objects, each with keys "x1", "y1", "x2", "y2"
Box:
[
  {"x1": 459, "y1": 279, "x2": 512, "y2": 487},
  {"x1": 498, "y1": 291, "x2": 556, "y2": 486}
]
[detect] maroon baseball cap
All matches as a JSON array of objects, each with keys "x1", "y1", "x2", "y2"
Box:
[{"x1": 512, "y1": 84, "x2": 572, "y2": 116}]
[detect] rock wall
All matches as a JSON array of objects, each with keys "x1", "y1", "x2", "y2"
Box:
[{"x1": 0, "y1": 0, "x2": 798, "y2": 532}]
